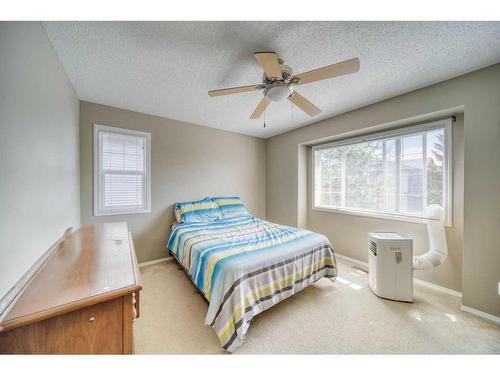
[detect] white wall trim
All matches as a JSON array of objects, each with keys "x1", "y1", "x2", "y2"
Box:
[
  {"x1": 413, "y1": 278, "x2": 462, "y2": 298},
  {"x1": 460, "y1": 304, "x2": 500, "y2": 325},
  {"x1": 93, "y1": 123, "x2": 152, "y2": 217},
  {"x1": 335, "y1": 252, "x2": 462, "y2": 298},
  {"x1": 139, "y1": 257, "x2": 173, "y2": 268},
  {"x1": 335, "y1": 253, "x2": 369, "y2": 271}
]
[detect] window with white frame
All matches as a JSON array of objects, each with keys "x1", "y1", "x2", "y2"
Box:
[
  {"x1": 312, "y1": 119, "x2": 452, "y2": 224},
  {"x1": 94, "y1": 124, "x2": 151, "y2": 216}
]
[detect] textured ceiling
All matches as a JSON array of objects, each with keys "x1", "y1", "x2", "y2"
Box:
[{"x1": 42, "y1": 21, "x2": 500, "y2": 138}]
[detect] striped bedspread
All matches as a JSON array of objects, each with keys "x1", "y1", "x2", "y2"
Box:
[{"x1": 167, "y1": 215, "x2": 337, "y2": 352}]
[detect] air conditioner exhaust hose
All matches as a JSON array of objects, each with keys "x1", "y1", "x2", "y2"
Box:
[{"x1": 413, "y1": 205, "x2": 448, "y2": 270}]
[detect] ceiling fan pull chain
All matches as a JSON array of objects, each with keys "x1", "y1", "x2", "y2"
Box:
[{"x1": 263, "y1": 105, "x2": 266, "y2": 128}]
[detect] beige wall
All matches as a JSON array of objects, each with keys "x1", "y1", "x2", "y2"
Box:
[
  {"x1": 0, "y1": 22, "x2": 80, "y2": 300},
  {"x1": 80, "y1": 101, "x2": 266, "y2": 263},
  {"x1": 267, "y1": 64, "x2": 500, "y2": 317}
]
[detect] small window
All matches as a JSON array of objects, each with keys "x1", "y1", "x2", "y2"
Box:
[
  {"x1": 312, "y1": 119, "x2": 452, "y2": 225},
  {"x1": 94, "y1": 124, "x2": 151, "y2": 216}
]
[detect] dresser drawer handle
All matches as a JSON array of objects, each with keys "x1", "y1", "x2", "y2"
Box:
[{"x1": 89, "y1": 317, "x2": 95, "y2": 322}]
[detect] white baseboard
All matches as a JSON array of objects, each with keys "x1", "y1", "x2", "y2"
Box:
[
  {"x1": 335, "y1": 252, "x2": 462, "y2": 298},
  {"x1": 413, "y1": 278, "x2": 462, "y2": 298},
  {"x1": 460, "y1": 304, "x2": 500, "y2": 325},
  {"x1": 335, "y1": 253, "x2": 369, "y2": 271},
  {"x1": 139, "y1": 257, "x2": 173, "y2": 268}
]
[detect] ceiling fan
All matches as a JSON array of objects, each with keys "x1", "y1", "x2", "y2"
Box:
[{"x1": 208, "y1": 52, "x2": 360, "y2": 119}]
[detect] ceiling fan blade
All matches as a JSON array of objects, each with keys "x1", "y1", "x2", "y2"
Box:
[
  {"x1": 292, "y1": 58, "x2": 360, "y2": 85},
  {"x1": 250, "y1": 97, "x2": 270, "y2": 119},
  {"x1": 288, "y1": 91, "x2": 321, "y2": 117},
  {"x1": 254, "y1": 52, "x2": 283, "y2": 80},
  {"x1": 208, "y1": 84, "x2": 264, "y2": 97}
]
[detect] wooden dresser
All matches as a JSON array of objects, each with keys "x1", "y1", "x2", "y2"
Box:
[{"x1": 0, "y1": 222, "x2": 142, "y2": 354}]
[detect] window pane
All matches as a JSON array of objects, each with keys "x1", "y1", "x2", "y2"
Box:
[
  {"x1": 400, "y1": 134, "x2": 423, "y2": 214},
  {"x1": 101, "y1": 132, "x2": 145, "y2": 172},
  {"x1": 103, "y1": 173, "x2": 144, "y2": 208},
  {"x1": 385, "y1": 139, "x2": 397, "y2": 212},
  {"x1": 345, "y1": 140, "x2": 384, "y2": 211},
  {"x1": 426, "y1": 128, "x2": 445, "y2": 208},
  {"x1": 313, "y1": 123, "x2": 448, "y2": 222},
  {"x1": 96, "y1": 127, "x2": 149, "y2": 215},
  {"x1": 315, "y1": 148, "x2": 342, "y2": 207}
]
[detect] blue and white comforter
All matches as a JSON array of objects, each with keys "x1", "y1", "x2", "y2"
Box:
[{"x1": 167, "y1": 215, "x2": 336, "y2": 352}]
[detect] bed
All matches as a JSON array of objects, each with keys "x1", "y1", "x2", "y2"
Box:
[{"x1": 167, "y1": 211, "x2": 337, "y2": 352}]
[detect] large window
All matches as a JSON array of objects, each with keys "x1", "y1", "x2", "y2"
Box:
[
  {"x1": 313, "y1": 119, "x2": 452, "y2": 224},
  {"x1": 94, "y1": 124, "x2": 151, "y2": 216}
]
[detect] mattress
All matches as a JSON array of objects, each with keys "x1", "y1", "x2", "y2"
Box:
[{"x1": 167, "y1": 215, "x2": 337, "y2": 352}]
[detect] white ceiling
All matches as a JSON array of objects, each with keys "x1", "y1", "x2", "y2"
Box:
[{"x1": 42, "y1": 22, "x2": 500, "y2": 138}]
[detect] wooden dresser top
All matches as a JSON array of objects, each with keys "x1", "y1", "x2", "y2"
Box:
[{"x1": 0, "y1": 222, "x2": 142, "y2": 331}]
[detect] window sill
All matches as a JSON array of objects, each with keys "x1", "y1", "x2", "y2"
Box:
[
  {"x1": 312, "y1": 206, "x2": 451, "y2": 227},
  {"x1": 94, "y1": 208, "x2": 151, "y2": 217}
]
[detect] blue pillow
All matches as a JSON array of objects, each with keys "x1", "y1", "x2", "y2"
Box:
[
  {"x1": 174, "y1": 197, "x2": 222, "y2": 223},
  {"x1": 212, "y1": 196, "x2": 251, "y2": 219}
]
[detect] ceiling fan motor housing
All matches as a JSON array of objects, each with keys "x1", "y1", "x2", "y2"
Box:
[{"x1": 263, "y1": 60, "x2": 294, "y2": 102}]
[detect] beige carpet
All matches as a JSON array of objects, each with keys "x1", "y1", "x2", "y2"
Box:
[{"x1": 134, "y1": 260, "x2": 500, "y2": 354}]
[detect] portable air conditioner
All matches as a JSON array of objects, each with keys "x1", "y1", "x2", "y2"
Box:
[{"x1": 368, "y1": 232, "x2": 413, "y2": 302}]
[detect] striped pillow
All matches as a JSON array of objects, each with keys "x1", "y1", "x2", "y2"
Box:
[
  {"x1": 212, "y1": 196, "x2": 251, "y2": 219},
  {"x1": 174, "y1": 198, "x2": 222, "y2": 223}
]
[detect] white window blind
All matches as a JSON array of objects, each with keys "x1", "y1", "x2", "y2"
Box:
[
  {"x1": 312, "y1": 119, "x2": 452, "y2": 225},
  {"x1": 94, "y1": 125, "x2": 151, "y2": 216}
]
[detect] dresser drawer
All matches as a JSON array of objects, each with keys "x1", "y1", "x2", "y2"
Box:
[{"x1": 0, "y1": 298, "x2": 123, "y2": 354}]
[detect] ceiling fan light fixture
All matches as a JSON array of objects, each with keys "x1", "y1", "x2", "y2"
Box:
[
  {"x1": 265, "y1": 82, "x2": 294, "y2": 102},
  {"x1": 208, "y1": 52, "x2": 360, "y2": 120}
]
